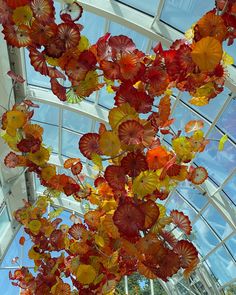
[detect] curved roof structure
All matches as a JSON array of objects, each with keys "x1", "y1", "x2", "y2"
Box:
[{"x1": 0, "y1": 0, "x2": 235, "y2": 294}]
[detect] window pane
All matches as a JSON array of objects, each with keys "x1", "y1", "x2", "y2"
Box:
[
  {"x1": 115, "y1": 0, "x2": 160, "y2": 16},
  {"x1": 0, "y1": 207, "x2": 10, "y2": 234},
  {"x1": 161, "y1": 0, "x2": 214, "y2": 33},
  {"x1": 217, "y1": 98, "x2": 236, "y2": 141},
  {"x1": 25, "y1": 50, "x2": 51, "y2": 88},
  {"x1": 32, "y1": 122, "x2": 59, "y2": 154},
  {"x1": 206, "y1": 246, "x2": 236, "y2": 285},
  {"x1": 192, "y1": 218, "x2": 220, "y2": 256},
  {"x1": 79, "y1": 11, "x2": 106, "y2": 44},
  {"x1": 180, "y1": 87, "x2": 230, "y2": 122},
  {"x1": 166, "y1": 192, "x2": 197, "y2": 222},
  {"x1": 172, "y1": 102, "x2": 210, "y2": 134},
  {"x1": 223, "y1": 174, "x2": 236, "y2": 205},
  {"x1": 32, "y1": 102, "x2": 59, "y2": 125},
  {"x1": 225, "y1": 235, "x2": 236, "y2": 260},
  {"x1": 63, "y1": 110, "x2": 92, "y2": 133},
  {"x1": 98, "y1": 87, "x2": 115, "y2": 109},
  {"x1": 62, "y1": 130, "x2": 86, "y2": 162},
  {"x1": 195, "y1": 128, "x2": 236, "y2": 185},
  {"x1": 202, "y1": 204, "x2": 233, "y2": 239},
  {"x1": 109, "y1": 22, "x2": 149, "y2": 51},
  {"x1": 177, "y1": 182, "x2": 208, "y2": 211}
]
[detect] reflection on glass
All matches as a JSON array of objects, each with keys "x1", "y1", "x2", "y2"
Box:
[
  {"x1": 115, "y1": 0, "x2": 160, "y2": 16},
  {"x1": 32, "y1": 101, "x2": 59, "y2": 125},
  {"x1": 192, "y1": 218, "x2": 220, "y2": 256},
  {"x1": 98, "y1": 87, "x2": 116, "y2": 109},
  {"x1": 166, "y1": 192, "x2": 197, "y2": 221},
  {"x1": 0, "y1": 207, "x2": 10, "y2": 235},
  {"x1": 62, "y1": 129, "x2": 86, "y2": 162},
  {"x1": 206, "y1": 246, "x2": 236, "y2": 285},
  {"x1": 180, "y1": 87, "x2": 230, "y2": 122},
  {"x1": 109, "y1": 22, "x2": 149, "y2": 52},
  {"x1": 223, "y1": 42, "x2": 236, "y2": 66},
  {"x1": 161, "y1": 0, "x2": 214, "y2": 32},
  {"x1": 223, "y1": 174, "x2": 236, "y2": 205},
  {"x1": 32, "y1": 121, "x2": 59, "y2": 154},
  {"x1": 25, "y1": 50, "x2": 51, "y2": 88},
  {"x1": 217, "y1": 98, "x2": 236, "y2": 142},
  {"x1": 79, "y1": 11, "x2": 106, "y2": 44},
  {"x1": 195, "y1": 128, "x2": 236, "y2": 185},
  {"x1": 172, "y1": 102, "x2": 210, "y2": 134},
  {"x1": 177, "y1": 181, "x2": 208, "y2": 211},
  {"x1": 225, "y1": 235, "x2": 236, "y2": 260},
  {"x1": 63, "y1": 110, "x2": 93, "y2": 133},
  {"x1": 34, "y1": 175, "x2": 45, "y2": 193},
  {"x1": 202, "y1": 204, "x2": 233, "y2": 239}
]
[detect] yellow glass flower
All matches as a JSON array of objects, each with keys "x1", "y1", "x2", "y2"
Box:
[
  {"x1": 28, "y1": 247, "x2": 41, "y2": 260},
  {"x1": 36, "y1": 196, "x2": 48, "y2": 210},
  {"x1": 28, "y1": 220, "x2": 41, "y2": 234},
  {"x1": 190, "y1": 130, "x2": 204, "y2": 152},
  {"x1": 7, "y1": 110, "x2": 26, "y2": 129},
  {"x1": 133, "y1": 171, "x2": 157, "y2": 198},
  {"x1": 172, "y1": 137, "x2": 193, "y2": 160},
  {"x1": 19, "y1": 210, "x2": 29, "y2": 225},
  {"x1": 99, "y1": 131, "x2": 121, "y2": 157},
  {"x1": 95, "y1": 235, "x2": 105, "y2": 248},
  {"x1": 76, "y1": 264, "x2": 97, "y2": 285},
  {"x1": 45, "y1": 56, "x2": 59, "y2": 67},
  {"x1": 12, "y1": 5, "x2": 33, "y2": 25},
  {"x1": 28, "y1": 146, "x2": 50, "y2": 166},
  {"x1": 101, "y1": 199, "x2": 117, "y2": 212},
  {"x1": 108, "y1": 103, "x2": 138, "y2": 130},
  {"x1": 41, "y1": 165, "x2": 56, "y2": 181},
  {"x1": 77, "y1": 35, "x2": 90, "y2": 52}
]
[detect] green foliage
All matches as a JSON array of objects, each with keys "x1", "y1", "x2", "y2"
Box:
[
  {"x1": 115, "y1": 273, "x2": 167, "y2": 295},
  {"x1": 225, "y1": 284, "x2": 236, "y2": 295}
]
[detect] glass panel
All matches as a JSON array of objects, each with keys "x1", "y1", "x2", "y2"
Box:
[
  {"x1": 116, "y1": 278, "x2": 125, "y2": 294},
  {"x1": 180, "y1": 87, "x2": 230, "y2": 122},
  {"x1": 32, "y1": 121, "x2": 59, "y2": 154},
  {"x1": 206, "y1": 246, "x2": 236, "y2": 285},
  {"x1": 0, "y1": 207, "x2": 10, "y2": 234},
  {"x1": 32, "y1": 101, "x2": 59, "y2": 125},
  {"x1": 161, "y1": 0, "x2": 215, "y2": 33},
  {"x1": 34, "y1": 175, "x2": 45, "y2": 193},
  {"x1": 98, "y1": 87, "x2": 116, "y2": 109},
  {"x1": 217, "y1": 97, "x2": 236, "y2": 141},
  {"x1": 115, "y1": 0, "x2": 160, "y2": 16},
  {"x1": 192, "y1": 218, "x2": 220, "y2": 256},
  {"x1": 195, "y1": 128, "x2": 236, "y2": 185},
  {"x1": 62, "y1": 110, "x2": 92, "y2": 133},
  {"x1": 127, "y1": 272, "x2": 149, "y2": 294},
  {"x1": 166, "y1": 192, "x2": 197, "y2": 222},
  {"x1": 25, "y1": 50, "x2": 51, "y2": 88},
  {"x1": 224, "y1": 283, "x2": 236, "y2": 295},
  {"x1": 225, "y1": 235, "x2": 236, "y2": 260},
  {"x1": 1, "y1": 228, "x2": 32, "y2": 267},
  {"x1": 223, "y1": 174, "x2": 236, "y2": 205},
  {"x1": 62, "y1": 129, "x2": 86, "y2": 162},
  {"x1": 177, "y1": 182, "x2": 208, "y2": 211},
  {"x1": 0, "y1": 269, "x2": 18, "y2": 295},
  {"x1": 223, "y1": 42, "x2": 236, "y2": 66},
  {"x1": 172, "y1": 102, "x2": 210, "y2": 134},
  {"x1": 109, "y1": 22, "x2": 149, "y2": 52},
  {"x1": 202, "y1": 204, "x2": 233, "y2": 239},
  {"x1": 79, "y1": 11, "x2": 106, "y2": 44},
  {"x1": 176, "y1": 281, "x2": 192, "y2": 295}
]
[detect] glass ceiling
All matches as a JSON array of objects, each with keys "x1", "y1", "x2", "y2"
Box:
[{"x1": 0, "y1": 0, "x2": 236, "y2": 294}]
